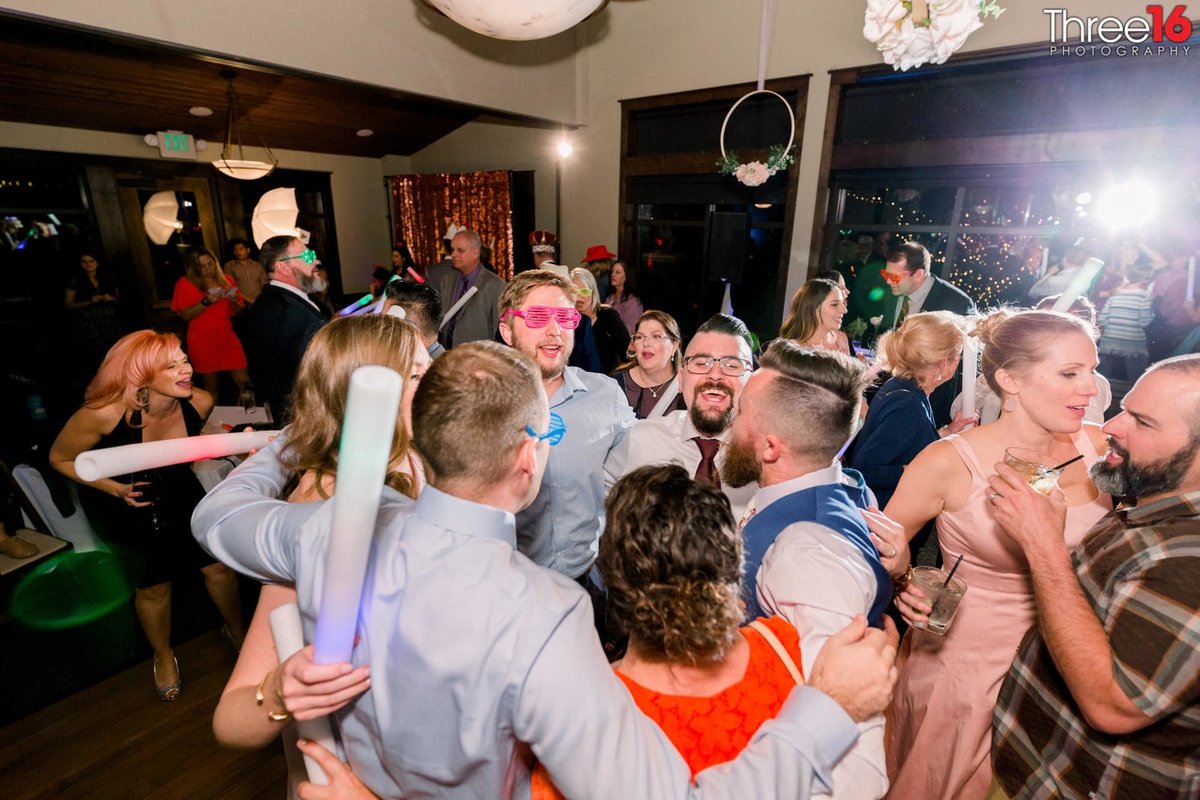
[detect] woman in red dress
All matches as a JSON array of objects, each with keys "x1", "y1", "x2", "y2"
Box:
[{"x1": 170, "y1": 247, "x2": 248, "y2": 397}]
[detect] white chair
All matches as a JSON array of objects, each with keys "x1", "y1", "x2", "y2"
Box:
[{"x1": 11, "y1": 464, "x2": 106, "y2": 553}]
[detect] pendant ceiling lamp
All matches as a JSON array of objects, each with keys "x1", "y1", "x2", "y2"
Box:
[
  {"x1": 422, "y1": 0, "x2": 605, "y2": 40},
  {"x1": 212, "y1": 70, "x2": 277, "y2": 181}
]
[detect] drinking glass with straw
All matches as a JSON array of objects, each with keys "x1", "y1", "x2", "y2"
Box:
[{"x1": 908, "y1": 554, "x2": 967, "y2": 636}]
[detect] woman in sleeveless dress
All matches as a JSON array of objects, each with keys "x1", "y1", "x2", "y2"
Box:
[
  {"x1": 779, "y1": 278, "x2": 853, "y2": 356},
  {"x1": 212, "y1": 315, "x2": 430, "y2": 799},
  {"x1": 880, "y1": 309, "x2": 1113, "y2": 799},
  {"x1": 50, "y1": 331, "x2": 245, "y2": 701}
]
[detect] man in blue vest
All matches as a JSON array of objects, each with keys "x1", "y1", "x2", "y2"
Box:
[{"x1": 723, "y1": 339, "x2": 892, "y2": 798}]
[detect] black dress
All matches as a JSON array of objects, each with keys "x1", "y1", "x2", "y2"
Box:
[
  {"x1": 593, "y1": 307, "x2": 632, "y2": 375},
  {"x1": 78, "y1": 401, "x2": 217, "y2": 588}
]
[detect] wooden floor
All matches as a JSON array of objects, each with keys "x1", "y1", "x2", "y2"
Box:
[{"x1": 0, "y1": 629, "x2": 287, "y2": 799}]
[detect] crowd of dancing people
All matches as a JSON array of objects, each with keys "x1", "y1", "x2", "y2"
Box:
[{"x1": 42, "y1": 231, "x2": 1200, "y2": 799}]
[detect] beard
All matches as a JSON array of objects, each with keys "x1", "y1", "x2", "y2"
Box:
[
  {"x1": 721, "y1": 432, "x2": 762, "y2": 488},
  {"x1": 295, "y1": 270, "x2": 318, "y2": 293},
  {"x1": 1090, "y1": 436, "x2": 1200, "y2": 500},
  {"x1": 689, "y1": 382, "x2": 735, "y2": 436}
]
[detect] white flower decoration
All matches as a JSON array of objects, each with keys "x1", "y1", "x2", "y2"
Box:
[
  {"x1": 735, "y1": 161, "x2": 773, "y2": 188},
  {"x1": 870, "y1": 315, "x2": 884, "y2": 326},
  {"x1": 864, "y1": 0, "x2": 1003, "y2": 72}
]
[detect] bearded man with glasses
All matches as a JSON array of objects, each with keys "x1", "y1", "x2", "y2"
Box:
[
  {"x1": 242, "y1": 235, "x2": 331, "y2": 421},
  {"x1": 605, "y1": 313, "x2": 759, "y2": 522},
  {"x1": 499, "y1": 270, "x2": 636, "y2": 600}
]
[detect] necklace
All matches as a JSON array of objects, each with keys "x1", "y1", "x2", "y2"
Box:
[{"x1": 634, "y1": 367, "x2": 671, "y2": 397}]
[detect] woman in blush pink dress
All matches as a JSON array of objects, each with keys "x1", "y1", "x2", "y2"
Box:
[{"x1": 879, "y1": 309, "x2": 1113, "y2": 800}]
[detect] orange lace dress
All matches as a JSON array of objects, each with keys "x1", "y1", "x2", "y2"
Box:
[{"x1": 530, "y1": 615, "x2": 803, "y2": 797}]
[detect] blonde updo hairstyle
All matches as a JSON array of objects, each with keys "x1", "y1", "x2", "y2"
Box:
[
  {"x1": 600, "y1": 464, "x2": 743, "y2": 666},
  {"x1": 972, "y1": 309, "x2": 1097, "y2": 397},
  {"x1": 876, "y1": 310, "x2": 968, "y2": 384}
]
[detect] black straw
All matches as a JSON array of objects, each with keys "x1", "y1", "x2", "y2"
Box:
[
  {"x1": 943, "y1": 554, "x2": 964, "y2": 588},
  {"x1": 1051, "y1": 453, "x2": 1085, "y2": 472}
]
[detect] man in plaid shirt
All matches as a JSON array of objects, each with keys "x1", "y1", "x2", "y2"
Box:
[{"x1": 985, "y1": 354, "x2": 1200, "y2": 799}]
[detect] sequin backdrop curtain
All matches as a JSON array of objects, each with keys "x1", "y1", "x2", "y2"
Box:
[{"x1": 389, "y1": 171, "x2": 515, "y2": 279}]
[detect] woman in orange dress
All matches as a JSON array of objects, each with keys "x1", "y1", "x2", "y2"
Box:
[
  {"x1": 170, "y1": 247, "x2": 249, "y2": 397},
  {"x1": 533, "y1": 464, "x2": 882, "y2": 797}
]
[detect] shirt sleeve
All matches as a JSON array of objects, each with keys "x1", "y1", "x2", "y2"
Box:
[
  {"x1": 756, "y1": 525, "x2": 890, "y2": 800},
  {"x1": 190, "y1": 435, "x2": 315, "y2": 583},
  {"x1": 607, "y1": 379, "x2": 637, "y2": 451},
  {"x1": 515, "y1": 594, "x2": 860, "y2": 799},
  {"x1": 1107, "y1": 551, "x2": 1200, "y2": 720},
  {"x1": 171, "y1": 277, "x2": 201, "y2": 314}
]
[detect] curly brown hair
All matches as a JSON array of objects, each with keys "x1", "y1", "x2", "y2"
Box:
[{"x1": 599, "y1": 464, "x2": 743, "y2": 666}]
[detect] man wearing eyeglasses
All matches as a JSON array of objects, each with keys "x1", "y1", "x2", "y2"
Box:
[
  {"x1": 605, "y1": 313, "x2": 758, "y2": 520},
  {"x1": 499, "y1": 270, "x2": 636, "y2": 587},
  {"x1": 242, "y1": 235, "x2": 330, "y2": 421},
  {"x1": 431, "y1": 229, "x2": 506, "y2": 349},
  {"x1": 879, "y1": 241, "x2": 976, "y2": 426}
]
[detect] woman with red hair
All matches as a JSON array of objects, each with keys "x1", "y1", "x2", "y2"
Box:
[{"x1": 50, "y1": 330, "x2": 245, "y2": 702}]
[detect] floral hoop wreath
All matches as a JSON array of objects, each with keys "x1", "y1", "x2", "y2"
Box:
[{"x1": 717, "y1": 89, "x2": 796, "y2": 187}]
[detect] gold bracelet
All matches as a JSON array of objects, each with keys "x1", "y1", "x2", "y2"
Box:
[
  {"x1": 893, "y1": 566, "x2": 914, "y2": 592},
  {"x1": 256, "y1": 671, "x2": 291, "y2": 722}
]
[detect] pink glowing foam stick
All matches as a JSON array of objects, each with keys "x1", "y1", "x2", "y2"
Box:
[
  {"x1": 75, "y1": 431, "x2": 275, "y2": 482},
  {"x1": 269, "y1": 602, "x2": 335, "y2": 785},
  {"x1": 406, "y1": 267, "x2": 425, "y2": 284},
  {"x1": 312, "y1": 365, "x2": 402, "y2": 665}
]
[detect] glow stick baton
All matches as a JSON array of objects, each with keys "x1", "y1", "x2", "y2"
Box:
[
  {"x1": 405, "y1": 267, "x2": 425, "y2": 284},
  {"x1": 368, "y1": 275, "x2": 401, "y2": 315},
  {"x1": 1051, "y1": 257, "x2": 1104, "y2": 312},
  {"x1": 75, "y1": 431, "x2": 275, "y2": 482},
  {"x1": 1039, "y1": 246, "x2": 1049, "y2": 278},
  {"x1": 438, "y1": 285, "x2": 479, "y2": 330},
  {"x1": 1187, "y1": 256, "x2": 1195, "y2": 302},
  {"x1": 313, "y1": 366, "x2": 402, "y2": 664},
  {"x1": 338, "y1": 294, "x2": 375, "y2": 317},
  {"x1": 960, "y1": 335, "x2": 978, "y2": 427},
  {"x1": 269, "y1": 602, "x2": 334, "y2": 785}
]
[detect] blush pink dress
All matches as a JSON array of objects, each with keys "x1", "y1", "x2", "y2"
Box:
[{"x1": 885, "y1": 431, "x2": 1111, "y2": 800}]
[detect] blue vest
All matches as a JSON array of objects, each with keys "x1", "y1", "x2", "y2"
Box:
[{"x1": 742, "y1": 470, "x2": 893, "y2": 628}]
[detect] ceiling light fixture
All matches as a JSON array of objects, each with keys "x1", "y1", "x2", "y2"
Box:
[
  {"x1": 356, "y1": 129, "x2": 375, "y2": 137},
  {"x1": 212, "y1": 70, "x2": 277, "y2": 181},
  {"x1": 189, "y1": 106, "x2": 213, "y2": 117}
]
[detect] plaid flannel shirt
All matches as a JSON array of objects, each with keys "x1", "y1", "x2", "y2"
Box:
[{"x1": 992, "y1": 490, "x2": 1200, "y2": 799}]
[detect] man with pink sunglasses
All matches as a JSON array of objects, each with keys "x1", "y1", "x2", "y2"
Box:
[{"x1": 499, "y1": 270, "x2": 636, "y2": 592}]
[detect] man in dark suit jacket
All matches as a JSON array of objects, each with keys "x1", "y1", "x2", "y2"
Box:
[
  {"x1": 879, "y1": 241, "x2": 977, "y2": 426},
  {"x1": 241, "y1": 235, "x2": 329, "y2": 423},
  {"x1": 431, "y1": 229, "x2": 506, "y2": 349}
]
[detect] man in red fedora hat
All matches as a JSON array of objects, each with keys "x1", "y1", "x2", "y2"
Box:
[
  {"x1": 530, "y1": 230, "x2": 569, "y2": 280},
  {"x1": 582, "y1": 244, "x2": 617, "y2": 305}
]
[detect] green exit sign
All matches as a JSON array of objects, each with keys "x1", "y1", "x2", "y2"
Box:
[{"x1": 157, "y1": 130, "x2": 196, "y2": 161}]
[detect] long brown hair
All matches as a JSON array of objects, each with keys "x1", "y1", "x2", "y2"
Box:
[
  {"x1": 183, "y1": 247, "x2": 227, "y2": 290},
  {"x1": 282, "y1": 315, "x2": 421, "y2": 499},
  {"x1": 779, "y1": 279, "x2": 840, "y2": 343}
]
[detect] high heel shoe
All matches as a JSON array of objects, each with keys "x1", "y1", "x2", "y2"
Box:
[{"x1": 153, "y1": 655, "x2": 182, "y2": 702}]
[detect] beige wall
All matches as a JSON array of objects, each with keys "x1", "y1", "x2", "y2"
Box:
[
  {"x1": 0, "y1": 120, "x2": 401, "y2": 291},
  {"x1": 13, "y1": 0, "x2": 1150, "y2": 303}
]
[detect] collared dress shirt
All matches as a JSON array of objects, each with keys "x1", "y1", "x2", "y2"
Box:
[
  {"x1": 603, "y1": 409, "x2": 757, "y2": 520},
  {"x1": 754, "y1": 464, "x2": 889, "y2": 800},
  {"x1": 193, "y1": 437, "x2": 862, "y2": 799},
  {"x1": 992, "y1": 490, "x2": 1200, "y2": 799},
  {"x1": 517, "y1": 367, "x2": 635, "y2": 578}
]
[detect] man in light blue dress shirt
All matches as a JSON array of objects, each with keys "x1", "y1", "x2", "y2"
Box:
[
  {"x1": 498, "y1": 270, "x2": 636, "y2": 580},
  {"x1": 193, "y1": 341, "x2": 900, "y2": 799}
]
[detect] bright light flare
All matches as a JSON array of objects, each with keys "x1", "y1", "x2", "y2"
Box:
[
  {"x1": 556, "y1": 140, "x2": 574, "y2": 159},
  {"x1": 1095, "y1": 180, "x2": 1157, "y2": 229}
]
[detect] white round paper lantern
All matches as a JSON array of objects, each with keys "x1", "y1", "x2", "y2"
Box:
[{"x1": 424, "y1": 0, "x2": 605, "y2": 40}]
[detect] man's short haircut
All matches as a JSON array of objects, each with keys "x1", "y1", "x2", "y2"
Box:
[
  {"x1": 886, "y1": 241, "x2": 932, "y2": 273},
  {"x1": 757, "y1": 340, "x2": 871, "y2": 462},
  {"x1": 411, "y1": 341, "x2": 544, "y2": 486},
  {"x1": 692, "y1": 313, "x2": 754, "y2": 355},
  {"x1": 385, "y1": 281, "x2": 443, "y2": 340},
  {"x1": 228, "y1": 237, "x2": 249, "y2": 252},
  {"x1": 260, "y1": 235, "x2": 298, "y2": 275},
  {"x1": 1145, "y1": 354, "x2": 1200, "y2": 431},
  {"x1": 497, "y1": 269, "x2": 575, "y2": 321},
  {"x1": 457, "y1": 229, "x2": 482, "y2": 251}
]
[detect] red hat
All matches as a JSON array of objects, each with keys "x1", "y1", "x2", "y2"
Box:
[
  {"x1": 529, "y1": 230, "x2": 557, "y2": 253},
  {"x1": 581, "y1": 245, "x2": 617, "y2": 263}
]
